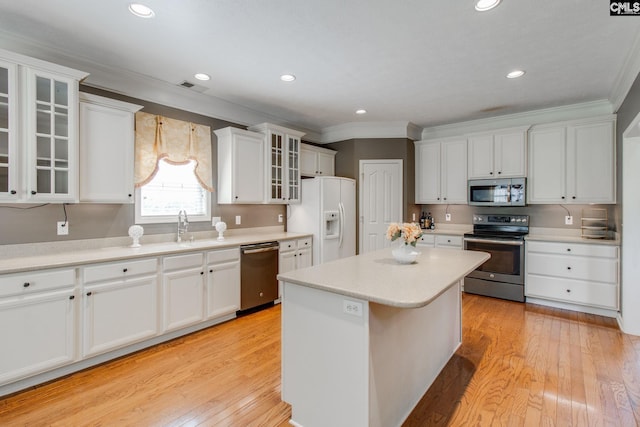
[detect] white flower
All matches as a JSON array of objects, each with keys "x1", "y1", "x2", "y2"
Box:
[{"x1": 386, "y1": 222, "x2": 423, "y2": 247}]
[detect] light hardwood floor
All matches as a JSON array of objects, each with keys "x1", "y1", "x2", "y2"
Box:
[{"x1": 1, "y1": 294, "x2": 639, "y2": 426}]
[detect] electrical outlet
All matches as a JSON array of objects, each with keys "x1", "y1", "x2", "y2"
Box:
[
  {"x1": 565, "y1": 215, "x2": 573, "y2": 225},
  {"x1": 212, "y1": 216, "x2": 221, "y2": 226},
  {"x1": 343, "y1": 300, "x2": 363, "y2": 317},
  {"x1": 57, "y1": 221, "x2": 69, "y2": 236},
  {"x1": 445, "y1": 213, "x2": 451, "y2": 222},
  {"x1": 412, "y1": 213, "x2": 416, "y2": 222},
  {"x1": 235, "y1": 215, "x2": 241, "y2": 225},
  {"x1": 278, "y1": 214, "x2": 283, "y2": 223}
]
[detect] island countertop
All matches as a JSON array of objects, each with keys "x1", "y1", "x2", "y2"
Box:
[{"x1": 277, "y1": 246, "x2": 490, "y2": 308}]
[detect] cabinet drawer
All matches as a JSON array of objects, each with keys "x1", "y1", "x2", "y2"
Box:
[
  {"x1": 435, "y1": 235, "x2": 462, "y2": 248},
  {"x1": 163, "y1": 253, "x2": 203, "y2": 271},
  {"x1": 526, "y1": 274, "x2": 618, "y2": 309},
  {"x1": 297, "y1": 237, "x2": 312, "y2": 250},
  {"x1": 207, "y1": 247, "x2": 240, "y2": 264},
  {"x1": 527, "y1": 241, "x2": 618, "y2": 258},
  {"x1": 0, "y1": 268, "x2": 75, "y2": 297},
  {"x1": 83, "y1": 258, "x2": 158, "y2": 284},
  {"x1": 279, "y1": 239, "x2": 297, "y2": 252},
  {"x1": 527, "y1": 253, "x2": 617, "y2": 284},
  {"x1": 416, "y1": 234, "x2": 436, "y2": 247}
]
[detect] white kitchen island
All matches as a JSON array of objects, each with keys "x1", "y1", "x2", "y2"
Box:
[{"x1": 278, "y1": 246, "x2": 490, "y2": 427}]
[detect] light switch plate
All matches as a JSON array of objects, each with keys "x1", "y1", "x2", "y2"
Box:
[
  {"x1": 278, "y1": 214, "x2": 283, "y2": 223},
  {"x1": 57, "y1": 221, "x2": 69, "y2": 235},
  {"x1": 235, "y1": 215, "x2": 241, "y2": 225}
]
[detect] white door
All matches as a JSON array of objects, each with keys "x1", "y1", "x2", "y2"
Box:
[{"x1": 359, "y1": 160, "x2": 403, "y2": 254}]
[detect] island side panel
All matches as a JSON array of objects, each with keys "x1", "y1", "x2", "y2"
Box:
[
  {"x1": 282, "y1": 282, "x2": 370, "y2": 427},
  {"x1": 368, "y1": 281, "x2": 462, "y2": 427}
]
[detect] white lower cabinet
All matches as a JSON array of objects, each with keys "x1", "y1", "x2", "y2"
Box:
[
  {"x1": 206, "y1": 248, "x2": 241, "y2": 319},
  {"x1": 278, "y1": 238, "x2": 312, "y2": 297},
  {"x1": 525, "y1": 240, "x2": 619, "y2": 311},
  {"x1": 162, "y1": 253, "x2": 205, "y2": 332},
  {"x1": 416, "y1": 234, "x2": 463, "y2": 250},
  {"x1": 82, "y1": 258, "x2": 159, "y2": 358},
  {"x1": 0, "y1": 268, "x2": 76, "y2": 384}
]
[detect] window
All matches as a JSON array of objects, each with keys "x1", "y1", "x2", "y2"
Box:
[{"x1": 134, "y1": 158, "x2": 211, "y2": 224}]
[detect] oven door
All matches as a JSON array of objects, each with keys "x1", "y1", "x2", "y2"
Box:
[{"x1": 464, "y1": 237, "x2": 524, "y2": 284}]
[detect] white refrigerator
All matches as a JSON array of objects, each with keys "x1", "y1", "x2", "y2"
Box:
[{"x1": 287, "y1": 176, "x2": 356, "y2": 265}]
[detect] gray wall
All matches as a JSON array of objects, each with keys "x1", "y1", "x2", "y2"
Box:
[{"x1": 0, "y1": 86, "x2": 285, "y2": 245}]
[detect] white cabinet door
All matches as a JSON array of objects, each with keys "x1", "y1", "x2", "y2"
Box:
[
  {"x1": 0, "y1": 288, "x2": 76, "y2": 385},
  {"x1": 441, "y1": 139, "x2": 467, "y2": 204},
  {"x1": 207, "y1": 260, "x2": 240, "y2": 319},
  {"x1": 83, "y1": 275, "x2": 159, "y2": 358},
  {"x1": 495, "y1": 131, "x2": 526, "y2": 177},
  {"x1": 415, "y1": 141, "x2": 441, "y2": 203},
  {"x1": 24, "y1": 68, "x2": 80, "y2": 202},
  {"x1": 569, "y1": 120, "x2": 616, "y2": 203},
  {"x1": 279, "y1": 249, "x2": 297, "y2": 275},
  {"x1": 300, "y1": 147, "x2": 317, "y2": 176},
  {"x1": 163, "y1": 267, "x2": 205, "y2": 332},
  {"x1": 317, "y1": 152, "x2": 335, "y2": 176},
  {"x1": 79, "y1": 93, "x2": 141, "y2": 203},
  {"x1": 467, "y1": 135, "x2": 494, "y2": 179},
  {"x1": 0, "y1": 60, "x2": 19, "y2": 201},
  {"x1": 528, "y1": 126, "x2": 566, "y2": 203},
  {"x1": 286, "y1": 134, "x2": 301, "y2": 203},
  {"x1": 297, "y1": 247, "x2": 312, "y2": 269},
  {"x1": 215, "y1": 127, "x2": 265, "y2": 204}
]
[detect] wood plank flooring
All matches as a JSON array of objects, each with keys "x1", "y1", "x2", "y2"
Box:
[{"x1": 1, "y1": 294, "x2": 640, "y2": 426}]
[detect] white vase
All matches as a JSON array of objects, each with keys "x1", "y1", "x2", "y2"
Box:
[{"x1": 392, "y1": 241, "x2": 420, "y2": 264}]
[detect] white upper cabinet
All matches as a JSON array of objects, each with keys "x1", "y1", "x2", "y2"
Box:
[
  {"x1": 79, "y1": 93, "x2": 142, "y2": 203},
  {"x1": 0, "y1": 49, "x2": 88, "y2": 203},
  {"x1": 300, "y1": 143, "x2": 336, "y2": 177},
  {"x1": 249, "y1": 123, "x2": 305, "y2": 204},
  {"x1": 415, "y1": 138, "x2": 467, "y2": 204},
  {"x1": 467, "y1": 127, "x2": 527, "y2": 179},
  {"x1": 215, "y1": 127, "x2": 265, "y2": 204},
  {"x1": 528, "y1": 116, "x2": 616, "y2": 204}
]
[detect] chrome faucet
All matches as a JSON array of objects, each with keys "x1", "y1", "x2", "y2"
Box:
[{"x1": 177, "y1": 210, "x2": 189, "y2": 242}]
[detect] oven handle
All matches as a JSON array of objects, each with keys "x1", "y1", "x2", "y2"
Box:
[{"x1": 464, "y1": 238, "x2": 524, "y2": 246}]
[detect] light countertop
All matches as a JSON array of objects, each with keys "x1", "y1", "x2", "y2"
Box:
[
  {"x1": 0, "y1": 229, "x2": 312, "y2": 275},
  {"x1": 278, "y1": 247, "x2": 489, "y2": 308},
  {"x1": 526, "y1": 227, "x2": 619, "y2": 246}
]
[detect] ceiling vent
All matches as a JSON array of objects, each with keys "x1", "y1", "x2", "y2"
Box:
[{"x1": 177, "y1": 80, "x2": 208, "y2": 93}]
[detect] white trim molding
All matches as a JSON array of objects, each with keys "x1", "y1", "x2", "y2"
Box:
[{"x1": 320, "y1": 121, "x2": 422, "y2": 144}]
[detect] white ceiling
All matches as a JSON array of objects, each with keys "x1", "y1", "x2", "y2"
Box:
[{"x1": 0, "y1": 0, "x2": 639, "y2": 142}]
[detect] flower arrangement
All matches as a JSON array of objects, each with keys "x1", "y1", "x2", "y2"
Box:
[{"x1": 386, "y1": 222, "x2": 423, "y2": 247}]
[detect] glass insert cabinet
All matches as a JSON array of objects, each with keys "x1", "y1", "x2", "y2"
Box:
[{"x1": 0, "y1": 49, "x2": 87, "y2": 202}]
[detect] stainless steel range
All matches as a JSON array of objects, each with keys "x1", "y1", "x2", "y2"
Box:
[{"x1": 463, "y1": 214, "x2": 529, "y2": 302}]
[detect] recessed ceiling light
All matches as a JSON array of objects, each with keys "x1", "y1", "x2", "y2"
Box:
[
  {"x1": 128, "y1": 3, "x2": 155, "y2": 18},
  {"x1": 280, "y1": 74, "x2": 296, "y2": 82},
  {"x1": 356, "y1": 109, "x2": 367, "y2": 115},
  {"x1": 475, "y1": 0, "x2": 501, "y2": 12},
  {"x1": 194, "y1": 73, "x2": 210, "y2": 81},
  {"x1": 506, "y1": 70, "x2": 526, "y2": 79}
]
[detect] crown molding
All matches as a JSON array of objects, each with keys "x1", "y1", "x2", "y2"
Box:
[
  {"x1": 420, "y1": 100, "x2": 614, "y2": 140},
  {"x1": 319, "y1": 121, "x2": 422, "y2": 144},
  {"x1": 611, "y1": 28, "x2": 640, "y2": 111}
]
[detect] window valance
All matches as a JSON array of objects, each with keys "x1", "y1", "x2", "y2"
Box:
[{"x1": 134, "y1": 111, "x2": 214, "y2": 192}]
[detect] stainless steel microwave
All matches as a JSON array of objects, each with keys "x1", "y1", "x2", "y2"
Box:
[{"x1": 468, "y1": 178, "x2": 526, "y2": 206}]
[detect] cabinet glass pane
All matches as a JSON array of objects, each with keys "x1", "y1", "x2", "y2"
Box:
[
  {"x1": 36, "y1": 110, "x2": 51, "y2": 134},
  {"x1": 37, "y1": 137, "x2": 51, "y2": 167},
  {"x1": 54, "y1": 108, "x2": 68, "y2": 137},
  {"x1": 0, "y1": 98, "x2": 7, "y2": 129},
  {"x1": 0, "y1": 166, "x2": 7, "y2": 192},
  {"x1": 0, "y1": 67, "x2": 7, "y2": 94},
  {"x1": 0, "y1": 131, "x2": 8, "y2": 157},
  {"x1": 55, "y1": 170, "x2": 68, "y2": 193},
  {"x1": 55, "y1": 138, "x2": 68, "y2": 162},
  {"x1": 37, "y1": 169, "x2": 51, "y2": 193},
  {"x1": 54, "y1": 80, "x2": 68, "y2": 106},
  {"x1": 36, "y1": 76, "x2": 51, "y2": 102}
]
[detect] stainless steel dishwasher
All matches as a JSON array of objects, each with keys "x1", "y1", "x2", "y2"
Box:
[{"x1": 240, "y1": 242, "x2": 279, "y2": 312}]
